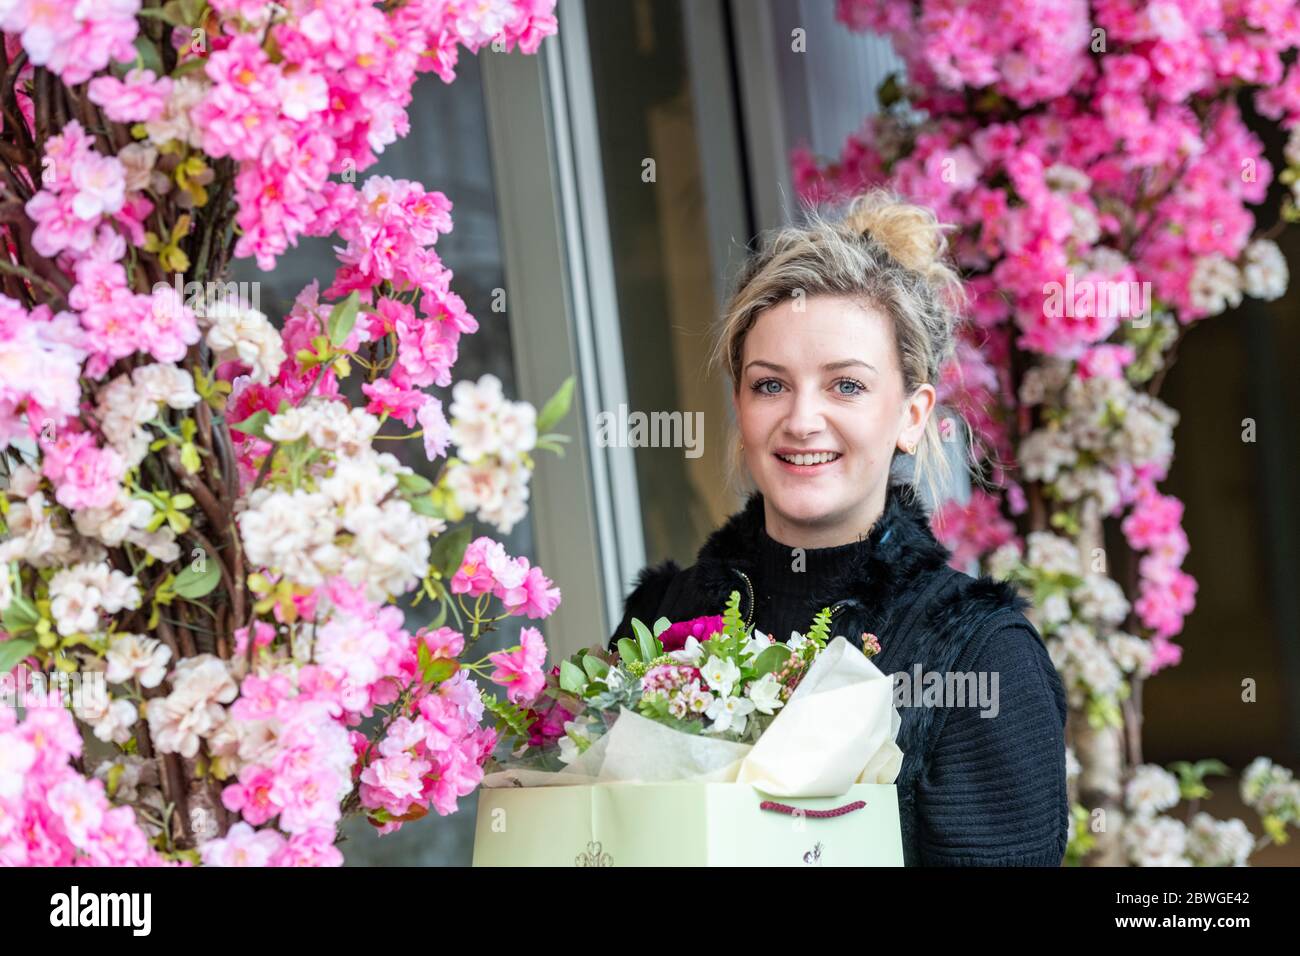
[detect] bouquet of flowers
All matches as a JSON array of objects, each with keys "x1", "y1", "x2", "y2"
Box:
[{"x1": 485, "y1": 593, "x2": 900, "y2": 796}]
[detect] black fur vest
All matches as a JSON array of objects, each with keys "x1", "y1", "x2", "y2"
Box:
[{"x1": 609, "y1": 481, "x2": 1063, "y2": 865}]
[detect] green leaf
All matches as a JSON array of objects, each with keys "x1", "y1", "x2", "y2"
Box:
[
  {"x1": 180, "y1": 442, "x2": 201, "y2": 475},
  {"x1": 410, "y1": 493, "x2": 443, "y2": 518},
  {"x1": 173, "y1": 560, "x2": 221, "y2": 599},
  {"x1": 229, "y1": 410, "x2": 271, "y2": 440},
  {"x1": 429, "y1": 525, "x2": 472, "y2": 580},
  {"x1": 652, "y1": 617, "x2": 672, "y2": 637},
  {"x1": 327, "y1": 291, "x2": 361, "y2": 348},
  {"x1": 581, "y1": 654, "x2": 610, "y2": 681},
  {"x1": 397, "y1": 472, "x2": 434, "y2": 495},
  {"x1": 559, "y1": 659, "x2": 587, "y2": 694},
  {"x1": 631, "y1": 618, "x2": 658, "y2": 662},
  {"x1": 133, "y1": 36, "x2": 165, "y2": 75},
  {"x1": 535, "y1": 375, "x2": 575, "y2": 434},
  {"x1": 616, "y1": 637, "x2": 640, "y2": 665},
  {"x1": 1, "y1": 596, "x2": 40, "y2": 634},
  {"x1": 751, "y1": 644, "x2": 792, "y2": 677},
  {"x1": 421, "y1": 657, "x2": 456, "y2": 685},
  {"x1": 0, "y1": 637, "x2": 36, "y2": 673},
  {"x1": 722, "y1": 590, "x2": 745, "y2": 640}
]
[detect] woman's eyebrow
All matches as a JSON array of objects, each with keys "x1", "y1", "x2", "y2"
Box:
[{"x1": 744, "y1": 359, "x2": 879, "y2": 375}]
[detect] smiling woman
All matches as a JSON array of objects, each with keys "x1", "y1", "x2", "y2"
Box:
[{"x1": 610, "y1": 190, "x2": 1070, "y2": 867}]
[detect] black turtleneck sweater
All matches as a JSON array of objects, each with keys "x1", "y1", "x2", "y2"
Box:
[{"x1": 753, "y1": 522, "x2": 891, "y2": 642}]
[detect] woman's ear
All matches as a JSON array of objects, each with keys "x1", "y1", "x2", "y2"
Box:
[{"x1": 897, "y1": 383, "x2": 936, "y2": 452}]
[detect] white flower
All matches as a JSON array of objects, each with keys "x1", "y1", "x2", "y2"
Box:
[
  {"x1": 446, "y1": 457, "x2": 532, "y2": 534},
  {"x1": 144, "y1": 77, "x2": 205, "y2": 148},
  {"x1": 1025, "y1": 532, "x2": 1082, "y2": 577},
  {"x1": 449, "y1": 374, "x2": 507, "y2": 460},
  {"x1": 237, "y1": 489, "x2": 342, "y2": 587},
  {"x1": 1106, "y1": 632, "x2": 1154, "y2": 677},
  {"x1": 1124, "y1": 814, "x2": 1189, "y2": 867},
  {"x1": 1185, "y1": 812, "x2": 1254, "y2": 867},
  {"x1": 147, "y1": 655, "x2": 237, "y2": 758},
  {"x1": 1019, "y1": 428, "x2": 1078, "y2": 483},
  {"x1": 89, "y1": 698, "x2": 138, "y2": 745},
  {"x1": 1125, "y1": 764, "x2": 1182, "y2": 818},
  {"x1": 47, "y1": 562, "x2": 140, "y2": 636},
  {"x1": 132, "y1": 363, "x2": 200, "y2": 409},
  {"x1": 494, "y1": 400, "x2": 537, "y2": 463},
  {"x1": 342, "y1": 500, "x2": 435, "y2": 600},
  {"x1": 320, "y1": 452, "x2": 398, "y2": 514},
  {"x1": 704, "y1": 694, "x2": 755, "y2": 735},
  {"x1": 746, "y1": 673, "x2": 784, "y2": 715},
  {"x1": 742, "y1": 629, "x2": 774, "y2": 660},
  {"x1": 1241, "y1": 238, "x2": 1288, "y2": 301},
  {"x1": 1188, "y1": 254, "x2": 1243, "y2": 316},
  {"x1": 205, "y1": 301, "x2": 285, "y2": 384},
  {"x1": 986, "y1": 542, "x2": 1023, "y2": 581},
  {"x1": 1073, "y1": 575, "x2": 1130, "y2": 627},
  {"x1": 700, "y1": 655, "x2": 741, "y2": 698},
  {"x1": 106, "y1": 633, "x2": 172, "y2": 688},
  {"x1": 0, "y1": 566, "x2": 11, "y2": 613},
  {"x1": 264, "y1": 407, "x2": 310, "y2": 443},
  {"x1": 667, "y1": 635, "x2": 706, "y2": 666},
  {"x1": 73, "y1": 491, "x2": 154, "y2": 547},
  {"x1": 786, "y1": 632, "x2": 810, "y2": 652}
]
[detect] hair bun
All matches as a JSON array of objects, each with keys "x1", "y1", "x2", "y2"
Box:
[{"x1": 841, "y1": 188, "x2": 965, "y2": 308}]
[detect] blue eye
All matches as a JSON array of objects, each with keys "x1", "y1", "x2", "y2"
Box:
[
  {"x1": 836, "y1": 378, "x2": 866, "y2": 395},
  {"x1": 752, "y1": 379, "x2": 783, "y2": 395}
]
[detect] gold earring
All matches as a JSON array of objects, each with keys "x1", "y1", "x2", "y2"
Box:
[
  {"x1": 905, "y1": 441, "x2": 915, "y2": 454},
  {"x1": 740, "y1": 441, "x2": 745, "y2": 449}
]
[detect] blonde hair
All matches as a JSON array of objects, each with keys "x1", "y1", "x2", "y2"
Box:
[{"x1": 710, "y1": 188, "x2": 970, "y2": 506}]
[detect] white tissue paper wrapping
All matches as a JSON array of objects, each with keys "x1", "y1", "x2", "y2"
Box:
[{"x1": 482, "y1": 636, "x2": 903, "y2": 797}]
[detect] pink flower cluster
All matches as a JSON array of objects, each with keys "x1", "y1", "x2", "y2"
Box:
[
  {"x1": 357, "y1": 669, "x2": 498, "y2": 823},
  {"x1": 208, "y1": 669, "x2": 357, "y2": 866},
  {"x1": 0, "y1": 0, "x2": 140, "y2": 86},
  {"x1": 1123, "y1": 482, "x2": 1195, "y2": 661},
  {"x1": 486, "y1": 625, "x2": 547, "y2": 704},
  {"x1": 932, "y1": 490, "x2": 1018, "y2": 569},
  {"x1": 190, "y1": 0, "x2": 557, "y2": 269},
  {"x1": 23, "y1": 121, "x2": 137, "y2": 259},
  {"x1": 0, "y1": 295, "x2": 86, "y2": 450},
  {"x1": 0, "y1": 706, "x2": 165, "y2": 866},
  {"x1": 451, "y1": 536, "x2": 562, "y2": 620}
]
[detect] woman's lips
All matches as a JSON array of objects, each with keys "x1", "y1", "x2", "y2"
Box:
[{"x1": 772, "y1": 452, "x2": 842, "y2": 474}]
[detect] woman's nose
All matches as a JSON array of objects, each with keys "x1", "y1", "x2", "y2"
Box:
[{"x1": 783, "y1": 389, "x2": 827, "y2": 438}]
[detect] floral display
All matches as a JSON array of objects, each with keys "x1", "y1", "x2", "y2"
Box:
[
  {"x1": 800, "y1": 0, "x2": 1300, "y2": 864},
  {"x1": 0, "y1": 0, "x2": 567, "y2": 866}
]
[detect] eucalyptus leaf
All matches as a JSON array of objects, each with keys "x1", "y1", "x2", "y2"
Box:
[
  {"x1": 751, "y1": 643, "x2": 792, "y2": 677},
  {"x1": 559, "y1": 659, "x2": 587, "y2": 694},
  {"x1": 616, "y1": 637, "x2": 640, "y2": 665}
]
